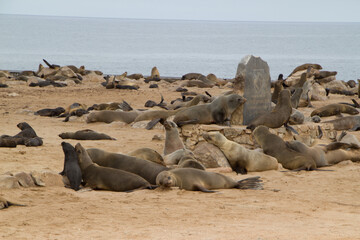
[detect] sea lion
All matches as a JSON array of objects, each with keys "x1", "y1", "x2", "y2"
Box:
[
  {"x1": 24, "y1": 137, "x2": 43, "y2": 147},
  {"x1": 75, "y1": 143, "x2": 153, "y2": 191},
  {"x1": 181, "y1": 73, "x2": 206, "y2": 80},
  {"x1": 86, "y1": 110, "x2": 140, "y2": 124},
  {"x1": 203, "y1": 132, "x2": 278, "y2": 174},
  {"x1": 35, "y1": 107, "x2": 65, "y2": 117},
  {"x1": 59, "y1": 103, "x2": 88, "y2": 122},
  {"x1": 310, "y1": 104, "x2": 359, "y2": 117},
  {"x1": 252, "y1": 125, "x2": 316, "y2": 170},
  {"x1": 127, "y1": 73, "x2": 144, "y2": 80},
  {"x1": 247, "y1": 90, "x2": 292, "y2": 131},
  {"x1": 288, "y1": 63, "x2": 322, "y2": 77},
  {"x1": 59, "y1": 129, "x2": 115, "y2": 140},
  {"x1": 127, "y1": 148, "x2": 165, "y2": 166},
  {"x1": 0, "y1": 196, "x2": 26, "y2": 209},
  {"x1": 0, "y1": 138, "x2": 17, "y2": 148},
  {"x1": 177, "y1": 157, "x2": 206, "y2": 170},
  {"x1": 86, "y1": 148, "x2": 168, "y2": 184},
  {"x1": 60, "y1": 142, "x2": 82, "y2": 191},
  {"x1": 156, "y1": 168, "x2": 262, "y2": 192},
  {"x1": 173, "y1": 94, "x2": 246, "y2": 127},
  {"x1": 161, "y1": 120, "x2": 185, "y2": 155},
  {"x1": 144, "y1": 67, "x2": 160, "y2": 83}
]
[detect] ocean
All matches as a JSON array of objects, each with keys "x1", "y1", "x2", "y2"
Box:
[{"x1": 0, "y1": 14, "x2": 359, "y2": 80}]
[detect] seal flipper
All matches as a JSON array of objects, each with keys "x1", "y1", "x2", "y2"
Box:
[
  {"x1": 318, "y1": 125, "x2": 323, "y2": 139},
  {"x1": 176, "y1": 119, "x2": 199, "y2": 127},
  {"x1": 236, "y1": 176, "x2": 263, "y2": 190},
  {"x1": 146, "y1": 118, "x2": 161, "y2": 130},
  {"x1": 194, "y1": 184, "x2": 216, "y2": 193},
  {"x1": 284, "y1": 123, "x2": 299, "y2": 135}
]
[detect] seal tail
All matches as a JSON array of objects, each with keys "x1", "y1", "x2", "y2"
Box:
[{"x1": 236, "y1": 176, "x2": 263, "y2": 190}]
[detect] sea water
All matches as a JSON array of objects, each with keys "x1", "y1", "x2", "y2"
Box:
[{"x1": 0, "y1": 14, "x2": 359, "y2": 80}]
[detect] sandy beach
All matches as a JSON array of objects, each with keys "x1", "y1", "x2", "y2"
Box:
[{"x1": 1, "y1": 74, "x2": 360, "y2": 240}]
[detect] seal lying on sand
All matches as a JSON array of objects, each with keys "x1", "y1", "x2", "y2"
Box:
[
  {"x1": 86, "y1": 110, "x2": 140, "y2": 124},
  {"x1": 203, "y1": 132, "x2": 278, "y2": 174},
  {"x1": 86, "y1": 148, "x2": 168, "y2": 184},
  {"x1": 75, "y1": 143, "x2": 154, "y2": 192},
  {"x1": 310, "y1": 104, "x2": 359, "y2": 117},
  {"x1": 173, "y1": 94, "x2": 246, "y2": 127},
  {"x1": 35, "y1": 107, "x2": 65, "y2": 117},
  {"x1": 156, "y1": 168, "x2": 262, "y2": 192},
  {"x1": 59, "y1": 129, "x2": 115, "y2": 140},
  {"x1": 60, "y1": 142, "x2": 82, "y2": 191},
  {"x1": 324, "y1": 116, "x2": 360, "y2": 131},
  {"x1": 253, "y1": 125, "x2": 316, "y2": 170}
]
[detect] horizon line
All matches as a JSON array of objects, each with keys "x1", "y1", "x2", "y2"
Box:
[{"x1": 0, "y1": 13, "x2": 359, "y2": 24}]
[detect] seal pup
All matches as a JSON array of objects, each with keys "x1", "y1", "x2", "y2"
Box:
[
  {"x1": 59, "y1": 129, "x2": 116, "y2": 140},
  {"x1": 173, "y1": 94, "x2": 246, "y2": 127},
  {"x1": 203, "y1": 132, "x2": 278, "y2": 174},
  {"x1": 0, "y1": 196, "x2": 26, "y2": 209},
  {"x1": 247, "y1": 90, "x2": 294, "y2": 132},
  {"x1": 253, "y1": 126, "x2": 316, "y2": 170},
  {"x1": 60, "y1": 142, "x2": 82, "y2": 191},
  {"x1": 127, "y1": 148, "x2": 165, "y2": 166},
  {"x1": 75, "y1": 143, "x2": 154, "y2": 191},
  {"x1": 86, "y1": 148, "x2": 168, "y2": 184},
  {"x1": 156, "y1": 168, "x2": 262, "y2": 192},
  {"x1": 324, "y1": 116, "x2": 360, "y2": 131},
  {"x1": 310, "y1": 104, "x2": 359, "y2": 118}
]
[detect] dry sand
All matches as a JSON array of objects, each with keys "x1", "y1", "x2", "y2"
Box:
[{"x1": 1, "y1": 78, "x2": 360, "y2": 240}]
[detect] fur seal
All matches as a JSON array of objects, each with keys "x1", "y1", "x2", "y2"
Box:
[
  {"x1": 60, "y1": 142, "x2": 82, "y2": 191},
  {"x1": 86, "y1": 110, "x2": 140, "y2": 124},
  {"x1": 290, "y1": 88, "x2": 303, "y2": 109},
  {"x1": 203, "y1": 132, "x2": 278, "y2": 174},
  {"x1": 177, "y1": 157, "x2": 206, "y2": 170},
  {"x1": 35, "y1": 107, "x2": 65, "y2": 117},
  {"x1": 164, "y1": 148, "x2": 195, "y2": 165},
  {"x1": 253, "y1": 126, "x2": 316, "y2": 170},
  {"x1": 75, "y1": 143, "x2": 154, "y2": 191},
  {"x1": 271, "y1": 75, "x2": 285, "y2": 104},
  {"x1": 59, "y1": 129, "x2": 115, "y2": 140},
  {"x1": 127, "y1": 148, "x2": 165, "y2": 166},
  {"x1": 86, "y1": 148, "x2": 168, "y2": 184},
  {"x1": 181, "y1": 73, "x2": 206, "y2": 80},
  {"x1": 247, "y1": 90, "x2": 292, "y2": 130},
  {"x1": 144, "y1": 67, "x2": 160, "y2": 83},
  {"x1": 0, "y1": 196, "x2": 26, "y2": 209},
  {"x1": 173, "y1": 94, "x2": 246, "y2": 127},
  {"x1": 0, "y1": 138, "x2": 17, "y2": 148},
  {"x1": 59, "y1": 103, "x2": 88, "y2": 122},
  {"x1": 161, "y1": 120, "x2": 185, "y2": 155},
  {"x1": 156, "y1": 168, "x2": 262, "y2": 192},
  {"x1": 325, "y1": 116, "x2": 360, "y2": 131},
  {"x1": 286, "y1": 140, "x2": 360, "y2": 167},
  {"x1": 310, "y1": 104, "x2": 359, "y2": 117}
]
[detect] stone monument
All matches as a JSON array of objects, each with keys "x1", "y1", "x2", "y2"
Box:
[{"x1": 236, "y1": 55, "x2": 271, "y2": 125}]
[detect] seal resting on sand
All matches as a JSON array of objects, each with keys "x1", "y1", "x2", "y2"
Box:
[
  {"x1": 252, "y1": 125, "x2": 316, "y2": 170},
  {"x1": 156, "y1": 168, "x2": 262, "y2": 192},
  {"x1": 75, "y1": 143, "x2": 154, "y2": 192}
]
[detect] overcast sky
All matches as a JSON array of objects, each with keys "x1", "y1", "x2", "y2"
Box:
[{"x1": 1, "y1": 0, "x2": 360, "y2": 22}]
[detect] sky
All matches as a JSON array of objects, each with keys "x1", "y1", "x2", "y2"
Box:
[{"x1": 1, "y1": 0, "x2": 360, "y2": 22}]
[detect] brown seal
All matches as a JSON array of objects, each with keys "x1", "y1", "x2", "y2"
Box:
[
  {"x1": 203, "y1": 131, "x2": 278, "y2": 174},
  {"x1": 75, "y1": 143, "x2": 153, "y2": 191},
  {"x1": 0, "y1": 196, "x2": 26, "y2": 209},
  {"x1": 325, "y1": 116, "x2": 360, "y2": 131},
  {"x1": 127, "y1": 148, "x2": 165, "y2": 166},
  {"x1": 86, "y1": 110, "x2": 140, "y2": 124},
  {"x1": 173, "y1": 94, "x2": 246, "y2": 127},
  {"x1": 86, "y1": 148, "x2": 168, "y2": 184},
  {"x1": 290, "y1": 88, "x2": 303, "y2": 109},
  {"x1": 252, "y1": 125, "x2": 316, "y2": 170},
  {"x1": 59, "y1": 129, "x2": 116, "y2": 140},
  {"x1": 310, "y1": 104, "x2": 359, "y2": 117},
  {"x1": 247, "y1": 89, "x2": 292, "y2": 130},
  {"x1": 156, "y1": 168, "x2": 262, "y2": 192},
  {"x1": 164, "y1": 148, "x2": 195, "y2": 165},
  {"x1": 35, "y1": 107, "x2": 65, "y2": 117},
  {"x1": 286, "y1": 140, "x2": 360, "y2": 167},
  {"x1": 60, "y1": 142, "x2": 82, "y2": 191},
  {"x1": 161, "y1": 120, "x2": 185, "y2": 155}
]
